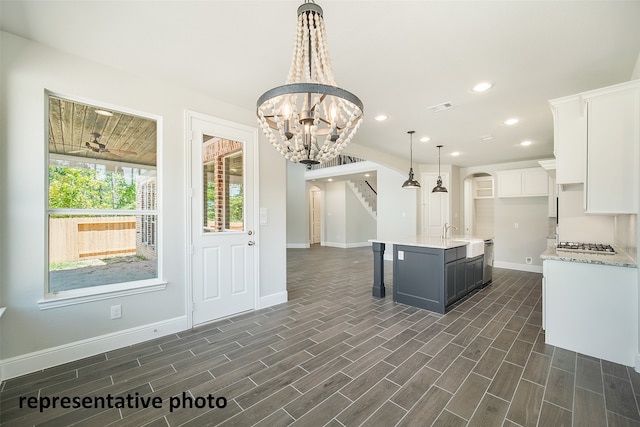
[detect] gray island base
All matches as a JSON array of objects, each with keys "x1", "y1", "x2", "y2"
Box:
[{"x1": 371, "y1": 238, "x2": 486, "y2": 314}]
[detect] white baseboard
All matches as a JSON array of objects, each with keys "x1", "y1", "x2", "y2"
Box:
[
  {"x1": 0, "y1": 316, "x2": 188, "y2": 381},
  {"x1": 494, "y1": 261, "x2": 543, "y2": 273},
  {"x1": 286, "y1": 243, "x2": 310, "y2": 249},
  {"x1": 321, "y1": 241, "x2": 372, "y2": 249},
  {"x1": 259, "y1": 291, "x2": 288, "y2": 309}
]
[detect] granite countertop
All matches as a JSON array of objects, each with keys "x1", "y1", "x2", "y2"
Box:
[
  {"x1": 369, "y1": 236, "x2": 482, "y2": 250},
  {"x1": 540, "y1": 246, "x2": 637, "y2": 268}
]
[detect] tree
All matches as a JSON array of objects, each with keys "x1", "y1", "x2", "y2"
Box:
[{"x1": 49, "y1": 166, "x2": 136, "y2": 210}]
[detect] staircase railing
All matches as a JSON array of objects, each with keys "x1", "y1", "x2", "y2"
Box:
[
  {"x1": 350, "y1": 179, "x2": 377, "y2": 214},
  {"x1": 307, "y1": 155, "x2": 366, "y2": 170}
]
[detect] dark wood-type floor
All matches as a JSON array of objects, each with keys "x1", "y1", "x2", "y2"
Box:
[{"x1": 2, "y1": 245, "x2": 640, "y2": 426}]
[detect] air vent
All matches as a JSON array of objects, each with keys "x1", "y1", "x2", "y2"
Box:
[{"x1": 427, "y1": 102, "x2": 453, "y2": 112}]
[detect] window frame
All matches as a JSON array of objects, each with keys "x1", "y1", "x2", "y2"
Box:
[{"x1": 39, "y1": 92, "x2": 166, "y2": 310}]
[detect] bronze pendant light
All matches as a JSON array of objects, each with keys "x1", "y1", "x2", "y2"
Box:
[
  {"x1": 402, "y1": 131, "x2": 421, "y2": 189},
  {"x1": 432, "y1": 145, "x2": 448, "y2": 193}
]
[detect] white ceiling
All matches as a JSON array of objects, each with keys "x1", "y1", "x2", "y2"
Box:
[{"x1": 2, "y1": 0, "x2": 639, "y2": 168}]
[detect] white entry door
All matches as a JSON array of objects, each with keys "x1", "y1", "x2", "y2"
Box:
[{"x1": 189, "y1": 113, "x2": 257, "y2": 325}]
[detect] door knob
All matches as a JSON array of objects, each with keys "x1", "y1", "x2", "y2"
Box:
[{"x1": 248, "y1": 241, "x2": 255, "y2": 246}]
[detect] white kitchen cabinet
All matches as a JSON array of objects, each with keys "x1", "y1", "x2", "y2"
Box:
[
  {"x1": 548, "y1": 96, "x2": 586, "y2": 184},
  {"x1": 583, "y1": 81, "x2": 640, "y2": 214},
  {"x1": 543, "y1": 259, "x2": 638, "y2": 366},
  {"x1": 496, "y1": 168, "x2": 548, "y2": 198},
  {"x1": 547, "y1": 176, "x2": 557, "y2": 217}
]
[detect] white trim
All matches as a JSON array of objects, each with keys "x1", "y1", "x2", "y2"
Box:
[
  {"x1": 0, "y1": 316, "x2": 188, "y2": 381},
  {"x1": 0, "y1": 307, "x2": 5, "y2": 318},
  {"x1": 259, "y1": 291, "x2": 288, "y2": 309},
  {"x1": 321, "y1": 241, "x2": 372, "y2": 249},
  {"x1": 636, "y1": 354, "x2": 640, "y2": 373},
  {"x1": 43, "y1": 91, "x2": 164, "y2": 304},
  {"x1": 494, "y1": 261, "x2": 543, "y2": 273},
  {"x1": 287, "y1": 243, "x2": 311, "y2": 249},
  {"x1": 37, "y1": 280, "x2": 167, "y2": 310}
]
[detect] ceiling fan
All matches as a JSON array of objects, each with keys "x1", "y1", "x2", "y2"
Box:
[{"x1": 70, "y1": 132, "x2": 137, "y2": 157}]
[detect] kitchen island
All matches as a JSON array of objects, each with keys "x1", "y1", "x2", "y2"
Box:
[
  {"x1": 540, "y1": 246, "x2": 638, "y2": 367},
  {"x1": 370, "y1": 237, "x2": 485, "y2": 314}
]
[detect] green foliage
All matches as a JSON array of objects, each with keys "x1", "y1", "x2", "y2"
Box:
[
  {"x1": 229, "y1": 184, "x2": 243, "y2": 222},
  {"x1": 49, "y1": 166, "x2": 136, "y2": 209}
]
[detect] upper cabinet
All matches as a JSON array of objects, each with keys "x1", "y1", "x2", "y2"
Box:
[
  {"x1": 549, "y1": 96, "x2": 586, "y2": 185},
  {"x1": 582, "y1": 82, "x2": 639, "y2": 214},
  {"x1": 549, "y1": 79, "x2": 640, "y2": 214},
  {"x1": 496, "y1": 167, "x2": 548, "y2": 198}
]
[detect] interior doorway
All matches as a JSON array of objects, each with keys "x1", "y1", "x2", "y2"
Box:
[{"x1": 309, "y1": 187, "x2": 322, "y2": 244}]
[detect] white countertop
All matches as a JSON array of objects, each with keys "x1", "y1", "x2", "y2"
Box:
[
  {"x1": 369, "y1": 236, "x2": 484, "y2": 250},
  {"x1": 540, "y1": 246, "x2": 637, "y2": 268}
]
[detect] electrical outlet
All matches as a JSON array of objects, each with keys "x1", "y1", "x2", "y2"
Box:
[
  {"x1": 514, "y1": 222, "x2": 519, "y2": 229},
  {"x1": 110, "y1": 304, "x2": 122, "y2": 319},
  {"x1": 525, "y1": 257, "x2": 533, "y2": 265}
]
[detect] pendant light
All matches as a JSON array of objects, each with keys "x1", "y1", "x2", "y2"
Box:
[
  {"x1": 432, "y1": 145, "x2": 448, "y2": 193},
  {"x1": 402, "y1": 131, "x2": 421, "y2": 189}
]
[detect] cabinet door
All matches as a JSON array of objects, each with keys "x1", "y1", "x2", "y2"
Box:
[
  {"x1": 550, "y1": 96, "x2": 587, "y2": 184},
  {"x1": 522, "y1": 169, "x2": 549, "y2": 196},
  {"x1": 445, "y1": 261, "x2": 457, "y2": 305},
  {"x1": 585, "y1": 86, "x2": 639, "y2": 214},
  {"x1": 497, "y1": 170, "x2": 522, "y2": 197},
  {"x1": 474, "y1": 257, "x2": 484, "y2": 288},
  {"x1": 455, "y1": 259, "x2": 466, "y2": 299}
]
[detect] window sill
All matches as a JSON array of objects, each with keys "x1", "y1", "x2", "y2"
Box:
[{"x1": 37, "y1": 279, "x2": 168, "y2": 310}]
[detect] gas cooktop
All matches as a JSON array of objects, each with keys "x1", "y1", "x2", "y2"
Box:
[{"x1": 556, "y1": 242, "x2": 616, "y2": 255}]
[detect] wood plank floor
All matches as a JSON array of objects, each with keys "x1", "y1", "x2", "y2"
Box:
[{"x1": 2, "y1": 245, "x2": 639, "y2": 426}]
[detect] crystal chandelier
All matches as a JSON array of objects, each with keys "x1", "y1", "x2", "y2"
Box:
[{"x1": 256, "y1": 0, "x2": 364, "y2": 165}]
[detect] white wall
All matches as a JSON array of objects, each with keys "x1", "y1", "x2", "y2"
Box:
[
  {"x1": 0, "y1": 32, "x2": 287, "y2": 378},
  {"x1": 345, "y1": 184, "x2": 376, "y2": 245},
  {"x1": 558, "y1": 184, "x2": 615, "y2": 243},
  {"x1": 460, "y1": 160, "x2": 552, "y2": 272},
  {"x1": 286, "y1": 162, "x2": 308, "y2": 248},
  {"x1": 323, "y1": 181, "x2": 347, "y2": 246}
]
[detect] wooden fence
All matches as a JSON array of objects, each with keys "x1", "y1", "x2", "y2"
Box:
[{"x1": 49, "y1": 217, "x2": 136, "y2": 263}]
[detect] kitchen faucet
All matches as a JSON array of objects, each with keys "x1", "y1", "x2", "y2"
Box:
[{"x1": 442, "y1": 222, "x2": 457, "y2": 239}]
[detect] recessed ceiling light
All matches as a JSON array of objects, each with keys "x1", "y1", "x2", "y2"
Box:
[
  {"x1": 364, "y1": 173, "x2": 370, "y2": 177},
  {"x1": 374, "y1": 114, "x2": 388, "y2": 121},
  {"x1": 328, "y1": 178, "x2": 333, "y2": 181},
  {"x1": 451, "y1": 151, "x2": 461, "y2": 156},
  {"x1": 420, "y1": 136, "x2": 431, "y2": 143},
  {"x1": 504, "y1": 118, "x2": 519, "y2": 125},
  {"x1": 480, "y1": 134, "x2": 494, "y2": 141},
  {"x1": 472, "y1": 82, "x2": 493, "y2": 92},
  {"x1": 520, "y1": 140, "x2": 532, "y2": 146},
  {"x1": 95, "y1": 109, "x2": 113, "y2": 117}
]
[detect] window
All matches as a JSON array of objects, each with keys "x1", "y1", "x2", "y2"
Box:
[
  {"x1": 202, "y1": 137, "x2": 244, "y2": 233},
  {"x1": 46, "y1": 95, "x2": 161, "y2": 300}
]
